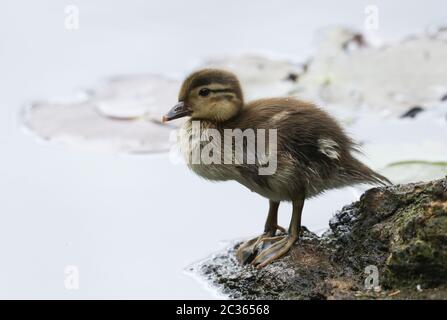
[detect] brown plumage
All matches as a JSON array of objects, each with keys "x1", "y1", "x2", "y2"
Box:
[{"x1": 163, "y1": 68, "x2": 391, "y2": 268}]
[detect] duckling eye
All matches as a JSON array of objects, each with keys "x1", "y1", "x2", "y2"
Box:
[{"x1": 199, "y1": 88, "x2": 211, "y2": 97}]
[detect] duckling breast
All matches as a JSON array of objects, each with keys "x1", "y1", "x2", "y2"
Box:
[{"x1": 178, "y1": 119, "x2": 242, "y2": 182}]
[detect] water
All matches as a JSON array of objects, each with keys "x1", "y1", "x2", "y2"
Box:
[{"x1": 1, "y1": 0, "x2": 446, "y2": 299}]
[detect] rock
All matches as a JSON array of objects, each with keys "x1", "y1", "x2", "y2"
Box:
[{"x1": 191, "y1": 177, "x2": 447, "y2": 299}]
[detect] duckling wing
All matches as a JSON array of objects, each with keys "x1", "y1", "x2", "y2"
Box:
[{"x1": 227, "y1": 98, "x2": 391, "y2": 191}]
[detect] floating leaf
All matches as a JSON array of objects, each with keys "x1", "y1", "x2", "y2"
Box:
[
  {"x1": 22, "y1": 75, "x2": 181, "y2": 153},
  {"x1": 379, "y1": 160, "x2": 447, "y2": 184}
]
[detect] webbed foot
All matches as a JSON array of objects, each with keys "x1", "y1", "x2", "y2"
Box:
[
  {"x1": 237, "y1": 195, "x2": 304, "y2": 268},
  {"x1": 235, "y1": 225, "x2": 285, "y2": 264},
  {"x1": 250, "y1": 234, "x2": 298, "y2": 268}
]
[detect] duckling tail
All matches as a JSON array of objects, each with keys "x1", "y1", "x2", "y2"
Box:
[{"x1": 344, "y1": 157, "x2": 392, "y2": 187}]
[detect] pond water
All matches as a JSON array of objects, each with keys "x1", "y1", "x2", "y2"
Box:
[{"x1": 1, "y1": 0, "x2": 446, "y2": 299}]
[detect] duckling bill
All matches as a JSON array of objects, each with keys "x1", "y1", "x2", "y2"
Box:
[{"x1": 163, "y1": 69, "x2": 391, "y2": 268}]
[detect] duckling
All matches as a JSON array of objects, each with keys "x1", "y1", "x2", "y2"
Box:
[{"x1": 163, "y1": 69, "x2": 391, "y2": 268}]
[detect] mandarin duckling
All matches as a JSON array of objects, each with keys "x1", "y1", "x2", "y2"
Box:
[{"x1": 163, "y1": 69, "x2": 391, "y2": 268}]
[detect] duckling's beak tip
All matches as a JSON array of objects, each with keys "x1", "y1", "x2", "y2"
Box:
[{"x1": 161, "y1": 116, "x2": 168, "y2": 123}]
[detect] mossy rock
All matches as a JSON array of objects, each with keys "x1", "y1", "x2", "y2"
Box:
[{"x1": 192, "y1": 177, "x2": 447, "y2": 299}]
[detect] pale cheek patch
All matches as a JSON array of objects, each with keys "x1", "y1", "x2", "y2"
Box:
[{"x1": 318, "y1": 138, "x2": 340, "y2": 160}]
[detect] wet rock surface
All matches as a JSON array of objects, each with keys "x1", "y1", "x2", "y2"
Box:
[{"x1": 191, "y1": 177, "x2": 447, "y2": 299}]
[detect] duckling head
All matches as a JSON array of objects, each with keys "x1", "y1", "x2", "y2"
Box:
[{"x1": 163, "y1": 69, "x2": 244, "y2": 123}]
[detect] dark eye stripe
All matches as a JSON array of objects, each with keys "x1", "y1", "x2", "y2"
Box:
[
  {"x1": 190, "y1": 75, "x2": 234, "y2": 90},
  {"x1": 209, "y1": 89, "x2": 234, "y2": 94}
]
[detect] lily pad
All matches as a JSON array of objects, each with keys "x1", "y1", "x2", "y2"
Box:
[
  {"x1": 22, "y1": 75, "x2": 181, "y2": 153},
  {"x1": 296, "y1": 27, "x2": 447, "y2": 116},
  {"x1": 379, "y1": 160, "x2": 447, "y2": 184},
  {"x1": 202, "y1": 55, "x2": 304, "y2": 100}
]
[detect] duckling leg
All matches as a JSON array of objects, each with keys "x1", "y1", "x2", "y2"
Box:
[
  {"x1": 251, "y1": 195, "x2": 304, "y2": 268},
  {"x1": 236, "y1": 201, "x2": 285, "y2": 264}
]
